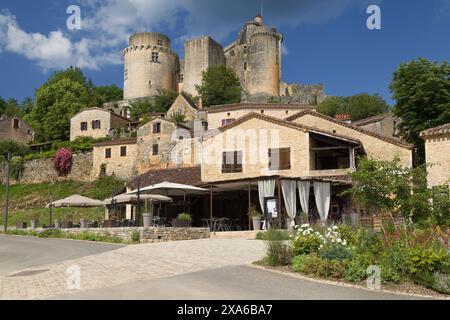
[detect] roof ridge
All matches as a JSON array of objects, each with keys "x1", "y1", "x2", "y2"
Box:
[{"x1": 285, "y1": 110, "x2": 414, "y2": 150}]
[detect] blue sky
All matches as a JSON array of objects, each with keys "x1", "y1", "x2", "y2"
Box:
[{"x1": 0, "y1": 0, "x2": 449, "y2": 105}]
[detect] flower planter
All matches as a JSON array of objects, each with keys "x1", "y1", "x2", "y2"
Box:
[
  {"x1": 54, "y1": 219, "x2": 61, "y2": 229},
  {"x1": 31, "y1": 219, "x2": 39, "y2": 230},
  {"x1": 80, "y1": 219, "x2": 89, "y2": 229},
  {"x1": 252, "y1": 217, "x2": 261, "y2": 231},
  {"x1": 143, "y1": 213, "x2": 152, "y2": 228},
  {"x1": 171, "y1": 219, "x2": 191, "y2": 228}
]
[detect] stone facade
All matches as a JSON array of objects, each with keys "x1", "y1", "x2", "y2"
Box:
[
  {"x1": 136, "y1": 117, "x2": 195, "y2": 174},
  {"x1": 123, "y1": 32, "x2": 180, "y2": 99},
  {"x1": 70, "y1": 108, "x2": 131, "y2": 141},
  {"x1": 421, "y1": 124, "x2": 450, "y2": 188},
  {"x1": 288, "y1": 111, "x2": 413, "y2": 167},
  {"x1": 19, "y1": 153, "x2": 94, "y2": 184},
  {"x1": 353, "y1": 113, "x2": 401, "y2": 139},
  {"x1": 205, "y1": 103, "x2": 316, "y2": 130},
  {"x1": 0, "y1": 115, "x2": 35, "y2": 144},
  {"x1": 92, "y1": 139, "x2": 138, "y2": 180},
  {"x1": 201, "y1": 113, "x2": 360, "y2": 183},
  {"x1": 183, "y1": 36, "x2": 226, "y2": 96},
  {"x1": 166, "y1": 93, "x2": 198, "y2": 121}
]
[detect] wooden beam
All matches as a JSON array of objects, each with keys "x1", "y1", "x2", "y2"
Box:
[{"x1": 311, "y1": 146, "x2": 349, "y2": 151}]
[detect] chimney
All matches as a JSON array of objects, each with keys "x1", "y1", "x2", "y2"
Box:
[
  {"x1": 335, "y1": 114, "x2": 352, "y2": 124},
  {"x1": 198, "y1": 98, "x2": 203, "y2": 110}
]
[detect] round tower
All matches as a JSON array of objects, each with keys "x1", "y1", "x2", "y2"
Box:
[
  {"x1": 247, "y1": 29, "x2": 282, "y2": 96},
  {"x1": 123, "y1": 32, "x2": 179, "y2": 99}
]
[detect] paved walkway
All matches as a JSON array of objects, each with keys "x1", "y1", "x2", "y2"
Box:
[{"x1": 0, "y1": 236, "x2": 265, "y2": 300}]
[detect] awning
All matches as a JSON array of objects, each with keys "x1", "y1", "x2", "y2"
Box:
[
  {"x1": 103, "y1": 194, "x2": 172, "y2": 205},
  {"x1": 128, "y1": 181, "x2": 208, "y2": 197}
]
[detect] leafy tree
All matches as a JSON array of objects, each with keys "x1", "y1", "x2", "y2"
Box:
[
  {"x1": 195, "y1": 65, "x2": 241, "y2": 107},
  {"x1": 390, "y1": 58, "x2": 450, "y2": 164},
  {"x1": 95, "y1": 84, "x2": 123, "y2": 105},
  {"x1": 344, "y1": 157, "x2": 447, "y2": 225},
  {"x1": 153, "y1": 89, "x2": 178, "y2": 111},
  {"x1": 0, "y1": 97, "x2": 22, "y2": 116},
  {"x1": 0, "y1": 140, "x2": 31, "y2": 158},
  {"x1": 21, "y1": 97, "x2": 34, "y2": 116},
  {"x1": 317, "y1": 94, "x2": 389, "y2": 121},
  {"x1": 129, "y1": 90, "x2": 177, "y2": 121},
  {"x1": 170, "y1": 112, "x2": 187, "y2": 124}
]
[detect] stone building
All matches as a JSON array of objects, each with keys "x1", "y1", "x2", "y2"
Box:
[
  {"x1": 353, "y1": 113, "x2": 401, "y2": 139},
  {"x1": 0, "y1": 115, "x2": 35, "y2": 144},
  {"x1": 166, "y1": 93, "x2": 199, "y2": 122},
  {"x1": 420, "y1": 123, "x2": 450, "y2": 188},
  {"x1": 70, "y1": 108, "x2": 132, "y2": 141},
  {"x1": 92, "y1": 138, "x2": 138, "y2": 180}
]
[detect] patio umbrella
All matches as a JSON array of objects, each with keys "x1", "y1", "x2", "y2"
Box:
[
  {"x1": 46, "y1": 195, "x2": 104, "y2": 208},
  {"x1": 127, "y1": 181, "x2": 208, "y2": 197},
  {"x1": 103, "y1": 194, "x2": 172, "y2": 205}
]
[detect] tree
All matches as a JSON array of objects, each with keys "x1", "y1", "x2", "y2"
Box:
[
  {"x1": 195, "y1": 65, "x2": 241, "y2": 107},
  {"x1": 0, "y1": 140, "x2": 31, "y2": 158},
  {"x1": 170, "y1": 112, "x2": 187, "y2": 124},
  {"x1": 29, "y1": 74, "x2": 90, "y2": 142},
  {"x1": 317, "y1": 94, "x2": 389, "y2": 121},
  {"x1": 129, "y1": 90, "x2": 178, "y2": 121},
  {"x1": 0, "y1": 97, "x2": 21, "y2": 116},
  {"x1": 390, "y1": 58, "x2": 450, "y2": 164},
  {"x1": 344, "y1": 157, "x2": 448, "y2": 225},
  {"x1": 95, "y1": 85, "x2": 123, "y2": 105}
]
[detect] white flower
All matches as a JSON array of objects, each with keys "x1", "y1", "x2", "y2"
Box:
[
  {"x1": 343, "y1": 240, "x2": 347, "y2": 246},
  {"x1": 337, "y1": 239, "x2": 342, "y2": 243},
  {"x1": 333, "y1": 226, "x2": 339, "y2": 230}
]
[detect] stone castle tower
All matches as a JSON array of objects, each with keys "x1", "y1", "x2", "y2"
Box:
[
  {"x1": 122, "y1": 15, "x2": 324, "y2": 104},
  {"x1": 123, "y1": 32, "x2": 180, "y2": 100}
]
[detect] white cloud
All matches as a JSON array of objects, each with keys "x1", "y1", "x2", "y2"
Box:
[{"x1": 1, "y1": 1, "x2": 375, "y2": 71}]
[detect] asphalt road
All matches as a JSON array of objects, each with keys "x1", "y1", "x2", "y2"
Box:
[
  {"x1": 52, "y1": 266, "x2": 421, "y2": 300},
  {"x1": 0, "y1": 235, "x2": 124, "y2": 276}
]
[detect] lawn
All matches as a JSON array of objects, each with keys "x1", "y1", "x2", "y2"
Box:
[{"x1": 0, "y1": 176, "x2": 125, "y2": 228}]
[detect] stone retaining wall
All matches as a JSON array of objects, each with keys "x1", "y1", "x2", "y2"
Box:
[{"x1": 57, "y1": 227, "x2": 210, "y2": 243}]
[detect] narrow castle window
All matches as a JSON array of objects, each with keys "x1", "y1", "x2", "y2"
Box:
[
  {"x1": 244, "y1": 62, "x2": 247, "y2": 71},
  {"x1": 152, "y1": 144, "x2": 159, "y2": 156},
  {"x1": 157, "y1": 39, "x2": 163, "y2": 46},
  {"x1": 120, "y1": 146, "x2": 127, "y2": 157},
  {"x1": 124, "y1": 69, "x2": 128, "y2": 80},
  {"x1": 149, "y1": 80, "x2": 152, "y2": 87},
  {"x1": 179, "y1": 74, "x2": 184, "y2": 82},
  {"x1": 151, "y1": 52, "x2": 159, "y2": 62}
]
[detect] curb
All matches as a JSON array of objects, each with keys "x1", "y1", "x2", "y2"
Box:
[
  {"x1": 249, "y1": 264, "x2": 449, "y2": 300},
  {"x1": 0, "y1": 233, "x2": 128, "y2": 247}
]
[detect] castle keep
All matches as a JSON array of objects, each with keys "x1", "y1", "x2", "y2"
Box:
[{"x1": 122, "y1": 15, "x2": 325, "y2": 104}]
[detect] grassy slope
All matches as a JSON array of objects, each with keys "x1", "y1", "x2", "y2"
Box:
[{"x1": 0, "y1": 176, "x2": 125, "y2": 227}]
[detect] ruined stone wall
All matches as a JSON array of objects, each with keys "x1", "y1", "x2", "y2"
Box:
[
  {"x1": 19, "y1": 153, "x2": 94, "y2": 184},
  {"x1": 0, "y1": 115, "x2": 34, "y2": 144},
  {"x1": 183, "y1": 36, "x2": 226, "y2": 96},
  {"x1": 124, "y1": 32, "x2": 179, "y2": 99}
]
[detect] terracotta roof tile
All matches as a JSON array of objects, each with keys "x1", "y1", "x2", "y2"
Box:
[
  {"x1": 127, "y1": 166, "x2": 202, "y2": 189},
  {"x1": 352, "y1": 113, "x2": 393, "y2": 126},
  {"x1": 420, "y1": 123, "x2": 450, "y2": 138},
  {"x1": 205, "y1": 103, "x2": 316, "y2": 114},
  {"x1": 93, "y1": 138, "x2": 137, "y2": 147}
]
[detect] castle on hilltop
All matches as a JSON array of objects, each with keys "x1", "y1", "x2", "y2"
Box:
[{"x1": 121, "y1": 14, "x2": 325, "y2": 105}]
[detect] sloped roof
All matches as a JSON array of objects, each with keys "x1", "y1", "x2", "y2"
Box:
[
  {"x1": 205, "y1": 102, "x2": 316, "y2": 114},
  {"x1": 71, "y1": 107, "x2": 131, "y2": 122},
  {"x1": 420, "y1": 123, "x2": 450, "y2": 138},
  {"x1": 93, "y1": 138, "x2": 137, "y2": 147},
  {"x1": 127, "y1": 166, "x2": 202, "y2": 190},
  {"x1": 285, "y1": 110, "x2": 414, "y2": 150},
  {"x1": 211, "y1": 112, "x2": 361, "y2": 145},
  {"x1": 352, "y1": 113, "x2": 394, "y2": 126}
]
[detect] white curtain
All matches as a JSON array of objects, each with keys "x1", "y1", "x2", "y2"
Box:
[
  {"x1": 258, "y1": 180, "x2": 276, "y2": 230},
  {"x1": 313, "y1": 181, "x2": 331, "y2": 225},
  {"x1": 281, "y1": 180, "x2": 297, "y2": 228},
  {"x1": 297, "y1": 181, "x2": 311, "y2": 216}
]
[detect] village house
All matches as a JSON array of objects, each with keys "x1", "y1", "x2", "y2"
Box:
[
  {"x1": 352, "y1": 113, "x2": 401, "y2": 140},
  {"x1": 0, "y1": 114, "x2": 35, "y2": 144},
  {"x1": 70, "y1": 108, "x2": 132, "y2": 141},
  {"x1": 420, "y1": 123, "x2": 450, "y2": 189}
]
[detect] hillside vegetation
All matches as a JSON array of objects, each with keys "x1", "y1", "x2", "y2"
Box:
[{"x1": 0, "y1": 176, "x2": 125, "y2": 228}]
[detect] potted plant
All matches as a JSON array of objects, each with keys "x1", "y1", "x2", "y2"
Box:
[
  {"x1": 248, "y1": 205, "x2": 262, "y2": 231},
  {"x1": 172, "y1": 213, "x2": 192, "y2": 228},
  {"x1": 31, "y1": 214, "x2": 39, "y2": 230}
]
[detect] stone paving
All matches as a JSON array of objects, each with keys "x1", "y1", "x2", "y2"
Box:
[{"x1": 0, "y1": 239, "x2": 265, "y2": 300}]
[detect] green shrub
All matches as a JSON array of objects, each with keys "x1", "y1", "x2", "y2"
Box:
[
  {"x1": 264, "y1": 229, "x2": 293, "y2": 267},
  {"x1": 354, "y1": 228, "x2": 383, "y2": 256},
  {"x1": 291, "y1": 228, "x2": 322, "y2": 256},
  {"x1": 177, "y1": 213, "x2": 192, "y2": 222},
  {"x1": 297, "y1": 254, "x2": 349, "y2": 279},
  {"x1": 406, "y1": 245, "x2": 449, "y2": 275},
  {"x1": 413, "y1": 272, "x2": 450, "y2": 295},
  {"x1": 256, "y1": 230, "x2": 291, "y2": 241},
  {"x1": 337, "y1": 224, "x2": 357, "y2": 246},
  {"x1": 380, "y1": 244, "x2": 408, "y2": 276},
  {"x1": 38, "y1": 229, "x2": 63, "y2": 238},
  {"x1": 345, "y1": 254, "x2": 373, "y2": 283},
  {"x1": 131, "y1": 230, "x2": 141, "y2": 244},
  {"x1": 320, "y1": 244, "x2": 353, "y2": 261},
  {"x1": 380, "y1": 264, "x2": 402, "y2": 283}
]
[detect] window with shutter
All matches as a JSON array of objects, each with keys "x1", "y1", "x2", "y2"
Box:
[
  {"x1": 80, "y1": 122, "x2": 88, "y2": 131},
  {"x1": 120, "y1": 146, "x2": 127, "y2": 157},
  {"x1": 92, "y1": 120, "x2": 101, "y2": 130},
  {"x1": 105, "y1": 148, "x2": 112, "y2": 159},
  {"x1": 222, "y1": 151, "x2": 243, "y2": 173},
  {"x1": 153, "y1": 122, "x2": 161, "y2": 134},
  {"x1": 269, "y1": 148, "x2": 291, "y2": 170}
]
